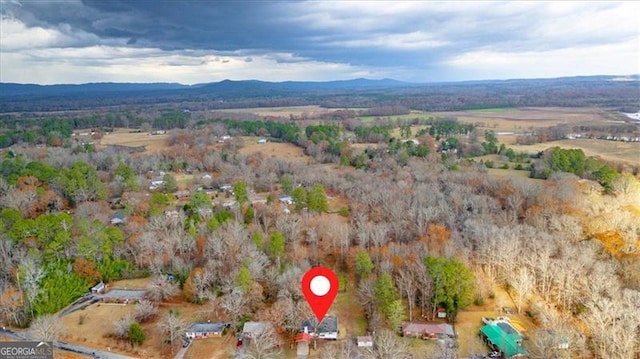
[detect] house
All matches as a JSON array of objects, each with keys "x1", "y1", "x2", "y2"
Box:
[
  {"x1": 185, "y1": 322, "x2": 228, "y2": 339},
  {"x1": 91, "y1": 282, "x2": 106, "y2": 294},
  {"x1": 356, "y1": 336, "x2": 373, "y2": 347},
  {"x1": 279, "y1": 196, "x2": 293, "y2": 205},
  {"x1": 480, "y1": 324, "x2": 527, "y2": 358},
  {"x1": 300, "y1": 315, "x2": 339, "y2": 340},
  {"x1": 257, "y1": 138, "x2": 267, "y2": 144},
  {"x1": 402, "y1": 322, "x2": 455, "y2": 339}
]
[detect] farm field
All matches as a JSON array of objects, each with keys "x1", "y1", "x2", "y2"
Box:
[
  {"x1": 99, "y1": 128, "x2": 169, "y2": 152},
  {"x1": 238, "y1": 136, "x2": 310, "y2": 163},
  {"x1": 431, "y1": 107, "x2": 626, "y2": 130},
  {"x1": 211, "y1": 105, "x2": 329, "y2": 117},
  {"x1": 512, "y1": 138, "x2": 640, "y2": 165}
]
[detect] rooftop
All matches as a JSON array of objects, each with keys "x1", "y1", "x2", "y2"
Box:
[
  {"x1": 480, "y1": 324, "x2": 527, "y2": 358},
  {"x1": 187, "y1": 322, "x2": 227, "y2": 333},
  {"x1": 300, "y1": 315, "x2": 338, "y2": 333}
]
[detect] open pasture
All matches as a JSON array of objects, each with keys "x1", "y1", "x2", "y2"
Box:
[
  {"x1": 99, "y1": 128, "x2": 169, "y2": 152},
  {"x1": 211, "y1": 105, "x2": 329, "y2": 118},
  {"x1": 238, "y1": 137, "x2": 310, "y2": 163},
  {"x1": 512, "y1": 138, "x2": 640, "y2": 165}
]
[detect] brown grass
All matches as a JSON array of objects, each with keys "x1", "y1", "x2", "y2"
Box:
[
  {"x1": 511, "y1": 139, "x2": 640, "y2": 165},
  {"x1": 59, "y1": 303, "x2": 143, "y2": 356},
  {"x1": 238, "y1": 137, "x2": 309, "y2": 163},
  {"x1": 98, "y1": 128, "x2": 169, "y2": 153},
  {"x1": 211, "y1": 105, "x2": 328, "y2": 118},
  {"x1": 183, "y1": 336, "x2": 234, "y2": 359},
  {"x1": 434, "y1": 107, "x2": 624, "y2": 130}
]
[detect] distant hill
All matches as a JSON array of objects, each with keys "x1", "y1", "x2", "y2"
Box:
[
  {"x1": 0, "y1": 75, "x2": 637, "y2": 113},
  {"x1": 0, "y1": 82, "x2": 188, "y2": 97},
  {"x1": 0, "y1": 78, "x2": 406, "y2": 98}
]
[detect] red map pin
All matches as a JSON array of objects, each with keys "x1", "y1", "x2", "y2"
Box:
[{"x1": 301, "y1": 266, "x2": 339, "y2": 322}]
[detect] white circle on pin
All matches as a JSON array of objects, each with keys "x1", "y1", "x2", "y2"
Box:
[{"x1": 310, "y1": 275, "x2": 330, "y2": 296}]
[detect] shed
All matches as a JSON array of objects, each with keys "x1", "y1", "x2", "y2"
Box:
[
  {"x1": 185, "y1": 322, "x2": 228, "y2": 339},
  {"x1": 480, "y1": 324, "x2": 527, "y2": 358},
  {"x1": 91, "y1": 281, "x2": 106, "y2": 294}
]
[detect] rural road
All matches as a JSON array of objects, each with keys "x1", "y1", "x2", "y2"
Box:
[{"x1": 1, "y1": 327, "x2": 137, "y2": 359}]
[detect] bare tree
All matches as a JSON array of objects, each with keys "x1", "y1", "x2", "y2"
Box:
[
  {"x1": 29, "y1": 315, "x2": 67, "y2": 342},
  {"x1": 396, "y1": 267, "x2": 417, "y2": 321},
  {"x1": 146, "y1": 275, "x2": 179, "y2": 303},
  {"x1": 158, "y1": 311, "x2": 189, "y2": 351},
  {"x1": 112, "y1": 315, "x2": 134, "y2": 339},
  {"x1": 219, "y1": 289, "x2": 249, "y2": 331},
  {"x1": 17, "y1": 257, "x2": 44, "y2": 317},
  {"x1": 134, "y1": 300, "x2": 158, "y2": 322},
  {"x1": 0, "y1": 285, "x2": 26, "y2": 326},
  {"x1": 510, "y1": 267, "x2": 533, "y2": 314},
  {"x1": 239, "y1": 324, "x2": 282, "y2": 359},
  {"x1": 363, "y1": 329, "x2": 410, "y2": 359}
]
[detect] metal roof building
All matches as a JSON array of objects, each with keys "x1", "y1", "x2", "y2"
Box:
[{"x1": 480, "y1": 324, "x2": 527, "y2": 358}]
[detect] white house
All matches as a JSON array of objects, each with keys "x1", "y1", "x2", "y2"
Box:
[
  {"x1": 300, "y1": 315, "x2": 339, "y2": 340},
  {"x1": 185, "y1": 322, "x2": 227, "y2": 339}
]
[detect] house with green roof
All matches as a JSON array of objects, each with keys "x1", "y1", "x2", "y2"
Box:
[{"x1": 480, "y1": 323, "x2": 528, "y2": 358}]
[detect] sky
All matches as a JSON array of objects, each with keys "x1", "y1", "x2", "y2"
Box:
[{"x1": 0, "y1": 0, "x2": 638, "y2": 84}]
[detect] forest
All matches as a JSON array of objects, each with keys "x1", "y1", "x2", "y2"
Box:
[{"x1": 0, "y1": 76, "x2": 639, "y2": 358}]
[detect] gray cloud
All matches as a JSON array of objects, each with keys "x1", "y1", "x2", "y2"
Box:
[{"x1": 1, "y1": 1, "x2": 637, "y2": 83}]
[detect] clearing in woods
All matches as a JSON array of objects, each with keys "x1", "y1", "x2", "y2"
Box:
[
  {"x1": 99, "y1": 128, "x2": 169, "y2": 152},
  {"x1": 238, "y1": 137, "x2": 309, "y2": 163}
]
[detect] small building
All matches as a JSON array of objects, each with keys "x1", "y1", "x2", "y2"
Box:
[
  {"x1": 480, "y1": 324, "x2": 527, "y2": 358},
  {"x1": 257, "y1": 138, "x2": 267, "y2": 144},
  {"x1": 185, "y1": 322, "x2": 228, "y2": 339},
  {"x1": 300, "y1": 315, "x2": 339, "y2": 340},
  {"x1": 402, "y1": 322, "x2": 454, "y2": 340},
  {"x1": 356, "y1": 336, "x2": 373, "y2": 347},
  {"x1": 279, "y1": 196, "x2": 293, "y2": 205},
  {"x1": 91, "y1": 282, "x2": 106, "y2": 294}
]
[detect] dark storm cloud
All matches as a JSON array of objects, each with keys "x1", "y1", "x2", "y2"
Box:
[{"x1": 2, "y1": 1, "x2": 637, "y2": 83}]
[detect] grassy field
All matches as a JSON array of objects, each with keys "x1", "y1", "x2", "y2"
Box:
[
  {"x1": 238, "y1": 137, "x2": 309, "y2": 163},
  {"x1": 99, "y1": 128, "x2": 169, "y2": 152},
  {"x1": 512, "y1": 138, "x2": 640, "y2": 165},
  {"x1": 184, "y1": 335, "x2": 234, "y2": 359},
  {"x1": 211, "y1": 105, "x2": 329, "y2": 117}
]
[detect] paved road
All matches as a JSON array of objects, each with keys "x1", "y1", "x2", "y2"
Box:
[
  {"x1": 173, "y1": 341, "x2": 190, "y2": 359},
  {"x1": 1, "y1": 327, "x2": 137, "y2": 359}
]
